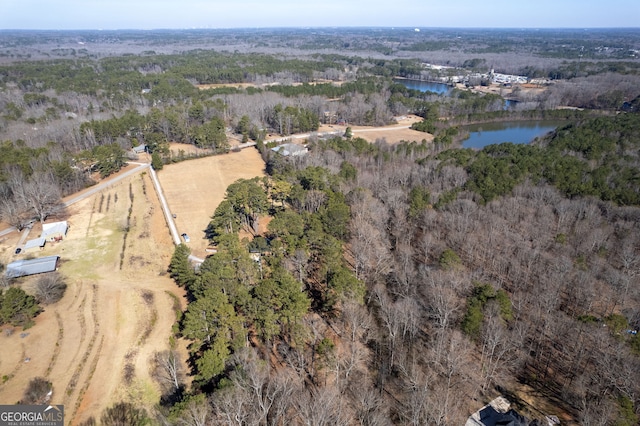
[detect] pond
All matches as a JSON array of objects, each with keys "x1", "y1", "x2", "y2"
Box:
[
  {"x1": 461, "y1": 121, "x2": 564, "y2": 149},
  {"x1": 394, "y1": 79, "x2": 452, "y2": 95}
]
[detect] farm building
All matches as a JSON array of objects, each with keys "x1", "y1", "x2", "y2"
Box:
[
  {"x1": 41, "y1": 221, "x2": 68, "y2": 241},
  {"x1": 23, "y1": 237, "x2": 46, "y2": 253},
  {"x1": 271, "y1": 143, "x2": 308, "y2": 157},
  {"x1": 5, "y1": 256, "x2": 60, "y2": 278},
  {"x1": 133, "y1": 144, "x2": 147, "y2": 154}
]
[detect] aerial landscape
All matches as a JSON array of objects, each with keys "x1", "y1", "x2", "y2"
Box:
[{"x1": 0, "y1": 1, "x2": 639, "y2": 425}]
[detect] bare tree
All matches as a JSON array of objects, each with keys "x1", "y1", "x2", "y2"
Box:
[
  {"x1": 77, "y1": 417, "x2": 97, "y2": 426},
  {"x1": 295, "y1": 386, "x2": 351, "y2": 426},
  {"x1": 395, "y1": 296, "x2": 421, "y2": 342},
  {"x1": 0, "y1": 274, "x2": 11, "y2": 289},
  {"x1": 290, "y1": 249, "x2": 309, "y2": 283},
  {"x1": 33, "y1": 272, "x2": 67, "y2": 305},
  {"x1": 174, "y1": 396, "x2": 210, "y2": 426},
  {"x1": 618, "y1": 239, "x2": 640, "y2": 278},
  {"x1": 431, "y1": 331, "x2": 476, "y2": 425},
  {"x1": 340, "y1": 300, "x2": 373, "y2": 343},
  {"x1": 21, "y1": 377, "x2": 52, "y2": 404},
  {"x1": 0, "y1": 187, "x2": 31, "y2": 230},
  {"x1": 9, "y1": 169, "x2": 63, "y2": 223},
  {"x1": 424, "y1": 271, "x2": 465, "y2": 359},
  {"x1": 372, "y1": 285, "x2": 401, "y2": 367},
  {"x1": 349, "y1": 381, "x2": 391, "y2": 426},
  {"x1": 229, "y1": 349, "x2": 286, "y2": 426},
  {"x1": 329, "y1": 338, "x2": 368, "y2": 391},
  {"x1": 399, "y1": 370, "x2": 433, "y2": 426},
  {"x1": 210, "y1": 385, "x2": 251, "y2": 426},
  {"x1": 153, "y1": 350, "x2": 184, "y2": 393},
  {"x1": 479, "y1": 305, "x2": 523, "y2": 393},
  {"x1": 100, "y1": 402, "x2": 149, "y2": 426},
  {"x1": 211, "y1": 348, "x2": 298, "y2": 426}
]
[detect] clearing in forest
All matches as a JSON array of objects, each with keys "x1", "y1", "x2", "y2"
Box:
[{"x1": 157, "y1": 148, "x2": 266, "y2": 258}]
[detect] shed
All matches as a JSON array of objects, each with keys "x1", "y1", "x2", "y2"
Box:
[
  {"x1": 271, "y1": 143, "x2": 308, "y2": 157},
  {"x1": 133, "y1": 144, "x2": 147, "y2": 154},
  {"x1": 23, "y1": 237, "x2": 46, "y2": 253},
  {"x1": 5, "y1": 256, "x2": 60, "y2": 278},
  {"x1": 41, "y1": 221, "x2": 68, "y2": 241}
]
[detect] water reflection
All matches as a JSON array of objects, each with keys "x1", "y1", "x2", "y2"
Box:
[
  {"x1": 461, "y1": 121, "x2": 562, "y2": 149},
  {"x1": 394, "y1": 79, "x2": 452, "y2": 95}
]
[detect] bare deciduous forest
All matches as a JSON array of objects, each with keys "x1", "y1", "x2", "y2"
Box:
[{"x1": 1, "y1": 28, "x2": 639, "y2": 425}]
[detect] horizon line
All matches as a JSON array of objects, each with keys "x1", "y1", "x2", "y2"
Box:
[{"x1": 1, "y1": 26, "x2": 640, "y2": 32}]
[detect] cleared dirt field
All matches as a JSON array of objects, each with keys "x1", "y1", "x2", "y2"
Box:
[
  {"x1": 0, "y1": 171, "x2": 186, "y2": 424},
  {"x1": 317, "y1": 114, "x2": 432, "y2": 144},
  {"x1": 157, "y1": 148, "x2": 266, "y2": 258},
  {"x1": 0, "y1": 149, "x2": 265, "y2": 421},
  {"x1": 454, "y1": 81, "x2": 547, "y2": 99}
]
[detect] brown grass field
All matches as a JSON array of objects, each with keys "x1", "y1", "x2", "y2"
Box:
[
  {"x1": 157, "y1": 148, "x2": 266, "y2": 258},
  {"x1": 0, "y1": 149, "x2": 266, "y2": 422},
  {"x1": 351, "y1": 115, "x2": 432, "y2": 144},
  {"x1": 315, "y1": 114, "x2": 431, "y2": 144}
]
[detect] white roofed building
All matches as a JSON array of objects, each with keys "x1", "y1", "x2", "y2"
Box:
[
  {"x1": 41, "y1": 221, "x2": 68, "y2": 242},
  {"x1": 271, "y1": 143, "x2": 308, "y2": 157}
]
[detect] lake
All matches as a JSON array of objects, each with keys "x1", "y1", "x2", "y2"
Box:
[
  {"x1": 461, "y1": 121, "x2": 563, "y2": 149},
  {"x1": 395, "y1": 79, "x2": 452, "y2": 95}
]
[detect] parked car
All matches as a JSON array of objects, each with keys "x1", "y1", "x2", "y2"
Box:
[
  {"x1": 14, "y1": 247, "x2": 22, "y2": 254},
  {"x1": 181, "y1": 233, "x2": 190, "y2": 243}
]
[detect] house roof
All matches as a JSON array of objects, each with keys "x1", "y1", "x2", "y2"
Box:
[
  {"x1": 271, "y1": 143, "x2": 307, "y2": 157},
  {"x1": 477, "y1": 408, "x2": 528, "y2": 426},
  {"x1": 466, "y1": 397, "x2": 530, "y2": 426},
  {"x1": 5, "y1": 256, "x2": 60, "y2": 278},
  {"x1": 42, "y1": 221, "x2": 68, "y2": 238},
  {"x1": 24, "y1": 237, "x2": 46, "y2": 250}
]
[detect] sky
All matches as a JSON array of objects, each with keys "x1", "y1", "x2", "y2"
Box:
[{"x1": 1, "y1": 0, "x2": 639, "y2": 30}]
